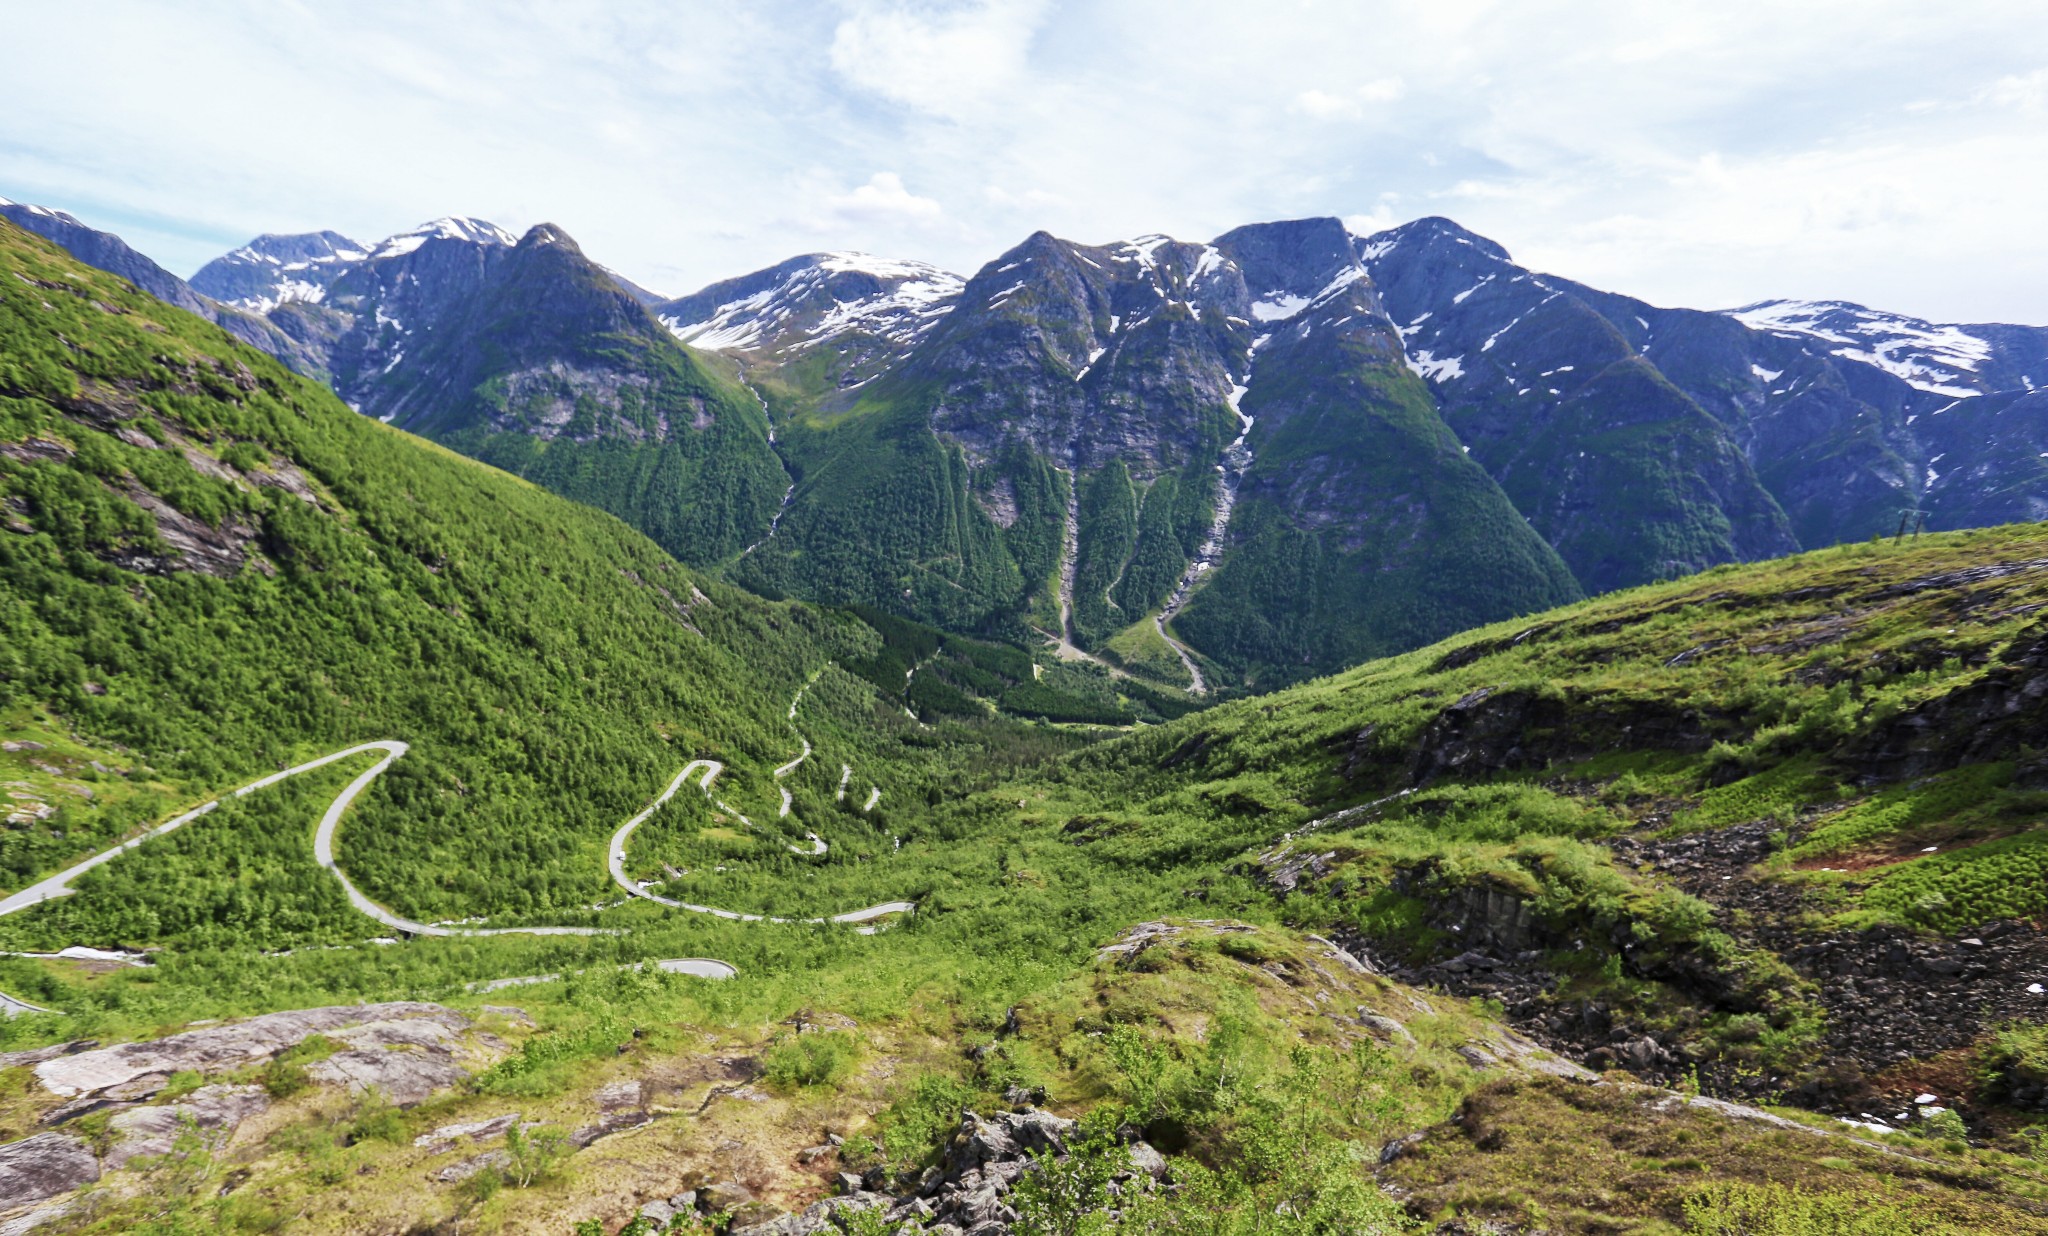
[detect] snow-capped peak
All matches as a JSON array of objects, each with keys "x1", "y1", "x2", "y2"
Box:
[
  {"x1": 1725, "y1": 298, "x2": 1993, "y2": 398},
  {"x1": 814, "y1": 251, "x2": 951, "y2": 281},
  {"x1": 0, "y1": 199, "x2": 77, "y2": 224},
  {"x1": 660, "y1": 252, "x2": 965, "y2": 356},
  {"x1": 222, "y1": 232, "x2": 370, "y2": 269},
  {"x1": 373, "y1": 217, "x2": 518, "y2": 259}
]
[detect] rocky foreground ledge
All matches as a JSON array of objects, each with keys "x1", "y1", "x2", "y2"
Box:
[
  {"x1": 625, "y1": 1106, "x2": 1165, "y2": 1236},
  {"x1": 0, "y1": 1003, "x2": 500, "y2": 1228}
]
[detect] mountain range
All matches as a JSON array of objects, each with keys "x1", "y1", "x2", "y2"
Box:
[{"x1": 11, "y1": 195, "x2": 2048, "y2": 690}]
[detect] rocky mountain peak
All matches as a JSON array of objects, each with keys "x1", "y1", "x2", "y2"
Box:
[
  {"x1": 516, "y1": 222, "x2": 581, "y2": 255},
  {"x1": 1211, "y1": 216, "x2": 1361, "y2": 308},
  {"x1": 1360, "y1": 216, "x2": 1514, "y2": 265},
  {"x1": 190, "y1": 230, "x2": 370, "y2": 312}
]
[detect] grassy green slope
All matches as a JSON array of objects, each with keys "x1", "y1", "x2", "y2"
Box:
[
  {"x1": 0, "y1": 218, "x2": 886, "y2": 943},
  {"x1": 1065, "y1": 523, "x2": 2048, "y2": 930},
  {"x1": 732, "y1": 384, "x2": 1042, "y2": 634}
]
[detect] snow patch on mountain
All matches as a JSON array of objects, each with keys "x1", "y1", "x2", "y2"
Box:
[
  {"x1": 1406, "y1": 351, "x2": 1465, "y2": 382},
  {"x1": 1116, "y1": 235, "x2": 1174, "y2": 271},
  {"x1": 1251, "y1": 292, "x2": 1308, "y2": 322},
  {"x1": 1725, "y1": 299, "x2": 1992, "y2": 398}
]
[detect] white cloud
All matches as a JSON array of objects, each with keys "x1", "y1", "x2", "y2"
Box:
[
  {"x1": 1293, "y1": 90, "x2": 1363, "y2": 120},
  {"x1": 824, "y1": 172, "x2": 944, "y2": 224},
  {"x1": 1291, "y1": 78, "x2": 1404, "y2": 120},
  {"x1": 1343, "y1": 193, "x2": 1401, "y2": 236},
  {"x1": 829, "y1": 0, "x2": 1049, "y2": 116},
  {"x1": 1978, "y1": 66, "x2": 2048, "y2": 113},
  {"x1": 1358, "y1": 76, "x2": 1406, "y2": 103},
  {"x1": 0, "y1": 1, "x2": 2044, "y2": 323}
]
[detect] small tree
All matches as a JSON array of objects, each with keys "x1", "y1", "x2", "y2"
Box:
[{"x1": 1011, "y1": 1108, "x2": 1128, "y2": 1236}]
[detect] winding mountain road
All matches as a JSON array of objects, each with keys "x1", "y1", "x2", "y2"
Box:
[
  {"x1": 606, "y1": 760, "x2": 904, "y2": 920},
  {"x1": 3, "y1": 735, "x2": 920, "y2": 1015},
  {"x1": 770, "y1": 676, "x2": 829, "y2": 849},
  {"x1": 1, "y1": 741, "x2": 613, "y2": 938},
  {"x1": 311, "y1": 743, "x2": 615, "y2": 939}
]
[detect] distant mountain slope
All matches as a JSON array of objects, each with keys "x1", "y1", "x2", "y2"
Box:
[
  {"x1": 654, "y1": 252, "x2": 964, "y2": 409},
  {"x1": 188, "y1": 228, "x2": 370, "y2": 312},
  {"x1": 688, "y1": 214, "x2": 2048, "y2": 687},
  {"x1": 188, "y1": 216, "x2": 792, "y2": 565},
  {"x1": 1358, "y1": 217, "x2": 1800, "y2": 591},
  {"x1": 111, "y1": 201, "x2": 2048, "y2": 690},
  {"x1": 0, "y1": 197, "x2": 326, "y2": 377},
  {"x1": 360, "y1": 223, "x2": 790, "y2": 561},
  {"x1": 1725, "y1": 298, "x2": 2048, "y2": 398}
]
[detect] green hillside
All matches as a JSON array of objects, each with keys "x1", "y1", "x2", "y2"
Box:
[{"x1": 0, "y1": 217, "x2": 922, "y2": 944}]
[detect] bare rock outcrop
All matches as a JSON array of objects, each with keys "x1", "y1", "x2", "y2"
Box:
[
  {"x1": 0, "y1": 1132, "x2": 98, "y2": 1213},
  {"x1": 33, "y1": 1002, "x2": 472, "y2": 1098},
  {"x1": 104, "y1": 1083, "x2": 270, "y2": 1169}
]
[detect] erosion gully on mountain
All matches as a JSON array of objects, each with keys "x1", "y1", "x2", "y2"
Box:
[
  {"x1": 3, "y1": 687, "x2": 911, "y2": 1012},
  {"x1": 1152, "y1": 351, "x2": 1259, "y2": 695},
  {"x1": 1037, "y1": 464, "x2": 1137, "y2": 686},
  {"x1": 736, "y1": 373, "x2": 796, "y2": 560}
]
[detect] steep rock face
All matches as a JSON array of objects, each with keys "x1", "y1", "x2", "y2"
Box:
[
  {"x1": 188, "y1": 229, "x2": 370, "y2": 312},
  {"x1": 359, "y1": 224, "x2": 664, "y2": 435},
  {"x1": 1360, "y1": 217, "x2": 1798, "y2": 592},
  {"x1": 907, "y1": 230, "x2": 1245, "y2": 477},
  {"x1": 1174, "y1": 219, "x2": 1580, "y2": 678}
]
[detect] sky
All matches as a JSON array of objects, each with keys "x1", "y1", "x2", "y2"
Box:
[{"x1": 3, "y1": 0, "x2": 2046, "y2": 322}]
